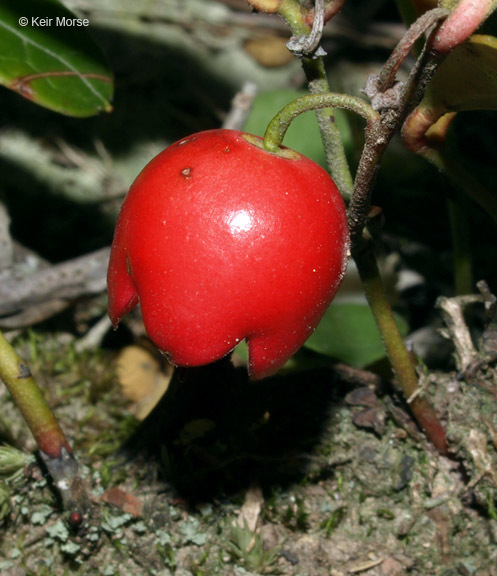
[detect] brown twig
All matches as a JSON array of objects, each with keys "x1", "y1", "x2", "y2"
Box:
[
  {"x1": 374, "y1": 8, "x2": 449, "y2": 94},
  {"x1": 222, "y1": 81, "x2": 258, "y2": 131},
  {"x1": 345, "y1": 15, "x2": 455, "y2": 455},
  {"x1": 349, "y1": 15, "x2": 449, "y2": 247},
  {"x1": 0, "y1": 247, "x2": 110, "y2": 329},
  {"x1": 286, "y1": 0, "x2": 327, "y2": 58}
]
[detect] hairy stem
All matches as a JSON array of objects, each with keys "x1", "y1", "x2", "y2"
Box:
[
  {"x1": 263, "y1": 92, "x2": 378, "y2": 152},
  {"x1": 301, "y1": 58, "x2": 355, "y2": 199},
  {"x1": 277, "y1": 0, "x2": 354, "y2": 199},
  {"x1": 349, "y1": 21, "x2": 447, "y2": 245},
  {"x1": 376, "y1": 8, "x2": 449, "y2": 93}
]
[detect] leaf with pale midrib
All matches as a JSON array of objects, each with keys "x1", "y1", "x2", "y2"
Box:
[{"x1": 0, "y1": 0, "x2": 113, "y2": 117}]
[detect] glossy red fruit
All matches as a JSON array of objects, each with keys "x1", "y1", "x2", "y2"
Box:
[{"x1": 107, "y1": 129, "x2": 349, "y2": 380}]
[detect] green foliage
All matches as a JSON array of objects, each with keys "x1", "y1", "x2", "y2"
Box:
[
  {"x1": 0, "y1": 445, "x2": 34, "y2": 483},
  {"x1": 0, "y1": 482, "x2": 11, "y2": 523},
  {"x1": 0, "y1": 0, "x2": 113, "y2": 116},
  {"x1": 305, "y1": 302, "x2": 409, "y2": 368},
  {"x1": 320, "y1": 506, "x2": 346, "y2": 536},
  {"x1": 487, "y1": 494, "x2": 497, "y2": 521},
  {"x1": 227, "y1": 519, "x2": 280, "y2": 574}
]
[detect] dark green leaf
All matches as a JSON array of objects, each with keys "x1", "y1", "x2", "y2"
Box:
[
  {"x1": 0, "y1": 0, "x2": 113, "y2": 117},
  {"x1": 305, "y1": 302, "x2": 409, "y2": 368}
]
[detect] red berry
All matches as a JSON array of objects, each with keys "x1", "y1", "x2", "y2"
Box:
[
  {"x1": 107, "y1": 129, "x2": 349, "y2": 380},
  {"x1": 69, "y1": 511, "x2": 83, "y2": 528}
]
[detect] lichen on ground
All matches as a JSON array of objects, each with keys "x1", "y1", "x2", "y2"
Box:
[{"x1": 0, "y1": 331, "x2": 496, "y2": 575}]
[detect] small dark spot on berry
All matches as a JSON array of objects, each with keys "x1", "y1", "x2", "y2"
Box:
[{"x1": 181, "y1": 168, "x2": 192, "y2": 179}]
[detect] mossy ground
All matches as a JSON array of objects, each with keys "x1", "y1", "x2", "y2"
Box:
[{"x1": 0, "y1": 328, "x2": 496, "y2": 576}]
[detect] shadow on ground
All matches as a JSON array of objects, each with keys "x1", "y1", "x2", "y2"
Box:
[{"x1": 121, "y1": 358, "x2": 346, "y2": 502}]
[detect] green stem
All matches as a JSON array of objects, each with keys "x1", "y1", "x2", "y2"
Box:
[
  {"x1": 447, "y1": 192, "x2": 473, "y2": 295},
  {"x1": 355, "y1": 242, "x2": 448, "y2": 455},
  {"x1": 0, "y1": 331, "x2": 71, "y2": 459},
  {"x1": 263, "y1": 93, "x2": 379, "y2": 152},
  {"x1": 0, "y1": 330, "x2": 89, "y2": 519},
  {"x1": 277, "y1": 0, "x2": 355, "y2": 199},
  {"x1": 441, "y1": 146, "x2": 497, "y2": 293},
  {"x1": 303, "y1": 58, "x2": 355, "y2": 199},
  {"x1": 278, "y1": 0, "x2": 308, "y2": 34}
]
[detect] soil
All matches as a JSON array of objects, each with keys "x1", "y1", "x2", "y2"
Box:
[{"x1": 0, "y1": 326, "x2": 496, "y2": 576}]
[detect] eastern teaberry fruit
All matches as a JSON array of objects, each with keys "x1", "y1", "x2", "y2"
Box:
[{"x1": 107, "y1": 129, "x2": 349, "y2": 380}]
